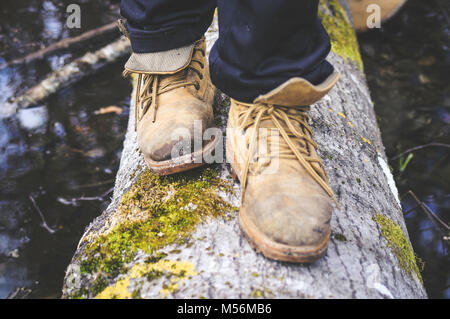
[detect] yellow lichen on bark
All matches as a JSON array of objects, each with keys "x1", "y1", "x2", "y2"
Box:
[{"x1": 95, "y1": 260, "x2": 197, "y2": 299}]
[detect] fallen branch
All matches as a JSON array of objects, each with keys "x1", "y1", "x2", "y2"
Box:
[
  {"x1": 7, "y1": 287, "x2": 33, "y2": 299},
  {"x1": 404, "y1": 190, "x2": 450, "y2": 235},
  {"x1": 75, "y1": 179, "x2": 115, "y2": 190},
  {"x1": 57, "y1": 187, "x2": 114, "y2": 206},
  {"x1": 1, "y1": 37, "x2": 131, "y2": 118},
  {"x1": 0, "y1": 22, "x2": 118, "y2": 70}
]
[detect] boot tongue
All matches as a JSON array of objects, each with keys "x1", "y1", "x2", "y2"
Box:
[{"x1": 252, "y1": 107, "x2": 325, "y2": 179}]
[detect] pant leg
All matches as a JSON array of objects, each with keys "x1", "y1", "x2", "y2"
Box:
[
  {"x1": 121, "y1": 0, "x2": 216, "y2": 53},
  {"x1": 209, "y1": 0, "x2": 334, "y2": 103}
]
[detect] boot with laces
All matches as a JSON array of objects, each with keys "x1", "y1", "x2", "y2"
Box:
[
  {"x1": 226, "y1": 73, "x2": 340, "y2": 263},
  {"x1": 123, "y1": 37, "x2": 218, "y2": 175}
]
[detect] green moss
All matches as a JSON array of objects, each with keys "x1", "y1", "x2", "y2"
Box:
[
  {"x1": 79, "y1": 167, "x2": 236, "y2": 279},
  {"x1": 214, "y1": 117, "x2": 223, "y2": 126},
  {"x1": 146, "y1": 269, "x2": 164, "y2": 281},
  {"x1": 145, "y1": 252, "x2": 167, "y2": 264},
  {"x1": 373, "y1": 212, "x2": 424, "y2": 283},
  {"x1": 319, "y1": 0, "x2": 364, "y2": 71},
  {"x1": 68, "y1": 288, "x2": 89, "y2": 299},
  {"x1": 334, "y1": 233, "x2": 348, "y2": 242},
  {"x1": 91, "y1": 276, "x2": 109, "y2": 296},
  {"x1": 131, "y1": 288, "x2": 142, "y2": 299}
]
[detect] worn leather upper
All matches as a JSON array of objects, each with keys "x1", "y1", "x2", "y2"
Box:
[
  {"x1": 129, "y1": 38, "x2": 215, "y2": 162},
  {"x1": 227, "y1": 73, "x2": 339, "y2": 247}
]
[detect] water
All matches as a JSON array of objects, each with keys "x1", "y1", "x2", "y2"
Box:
[
  {"x1": 358, "y1": 0, "x2": 449, "y2": 299},
  {"x1": 0, "y1": 0, "x2": 448, "y2": 298},
  {"x1": 0, "y1": 0, "x2": 130, "y2": 298}
]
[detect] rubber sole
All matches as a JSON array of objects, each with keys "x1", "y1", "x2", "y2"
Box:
[
  {"x1": 144, "y1": 134, "x2": 219, "y2": 175},
  {"x1": 226, "y1": 137, "x2": 330, "y2": 263}
]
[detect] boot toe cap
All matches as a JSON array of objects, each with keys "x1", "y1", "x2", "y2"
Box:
[
  {"x1": 244, "y1": 193, "x2": 332, "y2": 248},
  {"x1": 137, "y1": 102, "x2": 213, "y2": 162}
]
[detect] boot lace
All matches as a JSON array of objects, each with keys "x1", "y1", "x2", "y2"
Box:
[
  {"x1": 235, "y1": 101, "x2": 340, "y2": 208},
  {"x1": 123, "y1": 47, "x2": 206, "y2": 129}
]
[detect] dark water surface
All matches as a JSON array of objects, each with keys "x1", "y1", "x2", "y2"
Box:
[
  {"x1": 358, "y1": 0, "x2": 449, "y2": 299},
  {"x1": 0, "y1": 0, "x2": 448, "y2": 298},
  {"x1": 0, "y1": 0, "x2": 130, "y2": 298}
]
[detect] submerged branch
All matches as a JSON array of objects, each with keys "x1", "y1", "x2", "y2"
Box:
[
  {"x1": 0, "y1": 22, "x2": 119, "y2": 70},
  {"x1": 404, "y1": 190, "x2": 450, "y2": 235},
  {"x1": 57, "y1": 187, "x2": 114, "y2": 206},
  {"x1": 391, "y1": 143, "x2": 450, "y2": 160},
  {"x1": 1, "y1": 37, "x2": 131, "y2": 118},
  {"x1": 29, "y1": 195, "x2": 57, "y2": 234}
]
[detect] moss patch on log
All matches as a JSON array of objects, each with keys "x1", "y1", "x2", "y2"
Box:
[
  {"x1": 74, "y1": 167, "x2": 237, "y2": 298},
  {"x1": 373, "y1": 212, "x2": 423, "y2": 283},
  {"x1": 319, "y1": 0, "x2": 364, "y2": 71}
]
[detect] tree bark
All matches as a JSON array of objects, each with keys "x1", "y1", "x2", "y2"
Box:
[{"x1": 61, "y1": 1, "x2": 427, "y2": 299}]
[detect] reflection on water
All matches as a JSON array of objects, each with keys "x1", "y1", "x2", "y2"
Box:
[
  {"x1": 0, "y1": 0, "x2": 129, "y2": 298},
  {"x1": 0, "y1": 0, "x2": 448, "y2": 299},
  {"x1": 358, "y1": 0, "x2": 449, "y2": 299}
]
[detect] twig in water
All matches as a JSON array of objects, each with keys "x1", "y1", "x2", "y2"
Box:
[
  {"x1": 29, "y1": 195, "x2": 57, "y2": 234},
  {"x1": 391, "y1": 143, "x2": 450, "y2": 161},
  {"x1": 57, "y1": 187, "x2": 114, "y2": 206},
  {"x1": 74, "y1": 179, "x2": 115, "y2": 189}
]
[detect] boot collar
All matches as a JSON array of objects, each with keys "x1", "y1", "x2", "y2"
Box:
[{"x1": 254, "y1": 72, "x2": 340, "y2": 107}]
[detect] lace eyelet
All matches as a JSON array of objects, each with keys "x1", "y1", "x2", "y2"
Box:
[{"x1": 195, "y1": 83, "x2": 200, "y2": 90}]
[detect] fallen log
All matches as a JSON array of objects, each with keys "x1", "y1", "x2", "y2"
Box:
[
  {"x1": 62, "y1": 0, "x2": 427, "y2": 299},
  {"x1": 1, "y1": 37, "x2": 130, "y2": 118},
  {"x1": 0, "y1": 22, "x2": 119, "y2": 70}
]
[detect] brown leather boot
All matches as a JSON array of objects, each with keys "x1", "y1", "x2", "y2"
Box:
[
  {"x1": 123, "y1": 37, "x2": 218, "y2": 175},
  {"x1": 226, "y1": 73, "x2": 340, "y2": 263}
]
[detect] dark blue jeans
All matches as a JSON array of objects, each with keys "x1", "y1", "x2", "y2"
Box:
[{"x1": 121, "y1": 0, "x2": 334, "y2": 103}]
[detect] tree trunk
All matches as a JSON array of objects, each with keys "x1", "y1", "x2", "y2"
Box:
[{"x1": 61, "y1": 0, "x2": 427, "y2": 299}]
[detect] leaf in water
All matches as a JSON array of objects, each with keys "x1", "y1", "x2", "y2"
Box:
[
  {"x1": 419, "y1": 74, "x2": 431, "y2": 84},
  {"x1": 84, "y1": 148, "x2": 105, "y2": 158},
  {"x1": 94, "y1": 105, "x2": 123, "y2": 115},
  {"x1": 418, "y1": 56, "x2": 435, "y2": 66}
]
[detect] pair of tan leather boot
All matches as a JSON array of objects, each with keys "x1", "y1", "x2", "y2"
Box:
[{"x1": 124, "y1": 37, "x2": 340, "y2": 263}]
